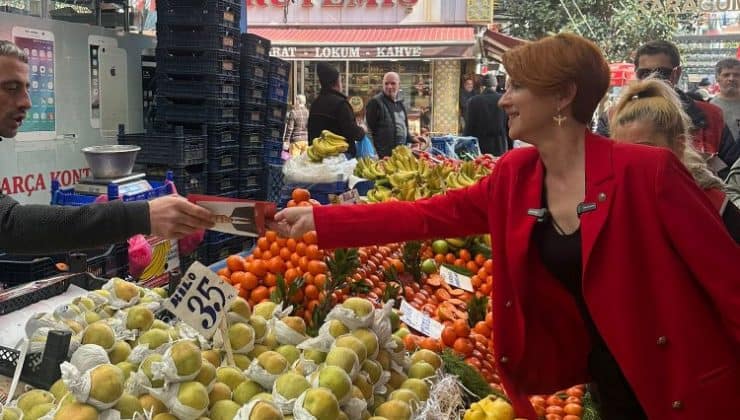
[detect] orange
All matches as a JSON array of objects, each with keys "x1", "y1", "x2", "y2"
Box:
[
  {"x1": 420, "y1": 337, "x2": 441, "y2": 352},
  {"x1": 250, "y1": 286, "x2": 270, "y2": 303},
  {"x1": 483, "y1": 259, "x2": 494, "y2": 275},
  {"x1": 459, "y1": 249, "x2": 471, "y2": 262},
  {"x1": 295, "y1": 242, "x2": 307, "y2": 257},
  {"x1": 305, "y1": 244, "x2": 322, "y2": 261},
  {"x1": 290, "y1": 252, "x2": 301, "y2": 267},
  {"x1": 454, "y1": 259, "x2": 465, "y2": 268},
  {"x1": 251, "y1": 260, "x2": 268, "y2": 277},
  {"x1": 466, "y1": 261, "x2": 479, "y2": 274},
  {"x1": 292, "y1": 188, "x2": 311, "y2": 203},
  {"x1": 307, "y1": 260, "x2": 327, "y2": 276},
  {"x1": 261, "y1": 250, "x2": 273, "y2": 260},
  {"x1": 445, "y1": 253, "x2": 456, "y2": 264},
  {"x1": 563, "y1": 404, "x2": 583, "y2": 416},
  {"x1": 306, "y1": 299, "x2": 319, "y2": 312},
  {"x1": 267, "y1": 256, "x2": 286, "y2": 274},
  {"x1": 434, "y1": 254, "x2": 445, "y2": 264},
  {"x1": 230, "y1": 271, "x2": 246, "y2": 287},
  {"x1": 276, "y1": 237, "x2": 287, "y2": 247},
  {"x1": 474, "y1": 253, "x2": 487, "y2": 266},
  {"x1": 302, "y1": 231, "x2": 318, "y2": 245},
  {"x1": 218, "y1": 275, "x2": 231, "y2": 283},
  {"x1": 257, "y1": 237, "x2": 269, "y2": 251},
  {"x1": 391, "y1": 259, "x2": 404, "y2": 274},
  {"x1": 286, "y1": 238, "x2": 297, "y2": 252},
  {"x1": 403, "y1": 334, "x2": 418, "y2": 351},
  {"x1": 290, "y1": 289, "x2": 304, "y2": 304},
  {"x1": 269, "y1": 242, "x2": 281, "y2": 255},
  {"x1": 473, "y1": 321, "x2": 491, "y2": 337},
  {"x1": 298, "y1": 256, "x2": 310, "y2": 273},
  {"x1": 264, "y1": 273, "x2": 278, "y2": 287},
  {"x1": 452, "y1": 338, "x2": 473, "y2": 356},
  {"x1": 226, "y1": 255, "x2": 244, "y2": 273},
  {"x1": 303, "y1": 273, "x2": 314, "y2": 286},
  {"x1": 252, "y1": 248, "x2": 263, "y2": 259},
  {"x1": 304, "y1": 284, "x2": 319, "y2": 300},
  {"x1": 265, "y1": 230, "x2": 278, "y2": 243},
  {"x1": 284, "y1": 268, "x2": 300, "y2": 285},
  {"x1": 313, "y1": 274, "x2": 327, "y2": 289},
  {"x1": 279, "y1": 247, "x2": 292, "y2": 261},
  {"x1": 217, "y1": 267, "x2": 231, "y2": 278},
  {"x1": 286, "y1": 199, "x2": 297, "y2": 208},
  {"x1": 241, "y1": 272, "x2": 259, "y2": 290},
  {"x1": 441, "y1": 326, "x2": 458, "y2": 347}
]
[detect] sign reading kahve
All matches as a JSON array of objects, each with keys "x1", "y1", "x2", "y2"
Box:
[{"x1": 270, "y1": 45, "x2": 471, "y2": 59}]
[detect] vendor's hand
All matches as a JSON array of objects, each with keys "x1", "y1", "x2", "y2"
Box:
[
  {"x1": 148, "y1": 195, "x2": 214, "y2": 239},
  {"x1": 272, "y1": 207, "x2": 316, "y2": 238}
]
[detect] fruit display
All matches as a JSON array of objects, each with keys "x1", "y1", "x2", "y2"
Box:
[
  {"x1": 354, "y1": 146, "x2": 497, "y2": 202},
  {"x1": 463, "y1": 395, "x2": 515, "y2": 420},
  {"x1": 306, "y1": 130, "x2": 349, "y2": 163}
]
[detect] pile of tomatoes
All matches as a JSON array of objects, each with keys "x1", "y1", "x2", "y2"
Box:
[{"x1": 529, "y1": 385, "x2": 586, "y2": 420}]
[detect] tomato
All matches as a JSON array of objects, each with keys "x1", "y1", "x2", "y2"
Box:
[
  {"x1": 546, "y1": 395, "x2": 565, "y2": 407},
  {"x1": 545, "y1": 405, "x2": 564, "y2": 415},
  {"x1": 563, "y1": 403, "x2": 583, "y2": 416}
]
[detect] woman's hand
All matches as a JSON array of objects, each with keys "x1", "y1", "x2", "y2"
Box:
[{"x1": 272, "y1": 207, "x2": 316, "y2": 238}]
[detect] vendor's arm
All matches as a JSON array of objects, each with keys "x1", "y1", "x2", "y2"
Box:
[
  {"x1": 655, "y1": 151, "x2": 740, "y2": 344},
  {"x1": 0, "y1": 194, "x2": 213, "y2": 253}
]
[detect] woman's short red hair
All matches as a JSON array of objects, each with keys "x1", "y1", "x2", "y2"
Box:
[{"x1": 502, "y1": 33, "x2": 610, "y2": 125}]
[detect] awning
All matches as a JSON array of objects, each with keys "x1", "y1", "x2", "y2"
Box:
[
  {"x1": 482, "y1": 30, "x2": 526, "y2": 63},
  {"x1": 248, "y1": 26, "x2": 476, "y2": 60}
]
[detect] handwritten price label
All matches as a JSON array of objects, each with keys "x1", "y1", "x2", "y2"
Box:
[
  {"x1": 400, "y1": 300, "x2": 443, "y2": 339},
  {"x1": 163, "y1": 261, "x2": 237, "y2": 339},
  {"x1": 439, "y1": 265, "x2": 474, "y2": 292}
]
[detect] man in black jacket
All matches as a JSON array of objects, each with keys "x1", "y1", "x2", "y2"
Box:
[
  {"x1": 464, "y1": 73, "x2": 510, "y2": 156},
  {"x1": 307, "y1": 63, "x2": 364, "y2": 157},
  {"x1": 365, "y1": 72, "x2": 424, "y2": 158},
  {"x1": 0, "y1": 41, "x2": 213, "y2": 253}
]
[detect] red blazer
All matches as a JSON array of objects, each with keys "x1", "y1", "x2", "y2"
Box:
[{"x1": 314, "y1": 132, "x2": 740, "y2": 420}]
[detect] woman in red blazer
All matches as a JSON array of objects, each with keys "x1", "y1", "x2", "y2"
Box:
[{"x1": 275, "y1": 34, "x2": 740, "y2": 420}]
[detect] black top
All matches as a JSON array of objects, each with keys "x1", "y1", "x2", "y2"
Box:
[
  {"x1": 307, "y1": 89, "x2": 364, "y2": 157},
  {"x1": 722, "y1": 200, "x2": 740, "y2": 244},
  {"x1": 365, "y1": 92, "x2": 412, "y2": 159},
  {"x1": 463, "y1": 88, "x2": 510, "y2": 156},
  {"x1": 532, "y1": 193, "x2": 648, "y2": 420}
]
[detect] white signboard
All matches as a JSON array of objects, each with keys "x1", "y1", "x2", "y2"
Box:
[
  {"x1": 400, "y1": 299, "x2": 443, "y2": 339},
  {"x1": 439, "y1": 265, "x2": 474, "y2": 292}
]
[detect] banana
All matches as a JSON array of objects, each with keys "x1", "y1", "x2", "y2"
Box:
[{"x1": 321, "y1": 130, "x2": 347, "y2": 142}]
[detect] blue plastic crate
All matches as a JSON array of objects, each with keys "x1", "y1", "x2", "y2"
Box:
[
  {"x1": 262, "y1": 124, "x2": 284, "y2": 142},
  {"x1": 155, "y1": 98, "x2": 238, "y2": 125},
  {"x1": 240, "y1": 57, "x2": 269, "y2": 85},
  {"x1": 266, "y1": 101, "x2": 288, "y2": 125},
  {"x1": 140, "y1": 163, "x2": 207, "y2": 195},
  {"x1": 240, "y1": 33, "x2": 271, "y2": 61},
  {"x1": 263, "y1": 139, "x2": 285, "y2": 165},
  {"x1": 269, "y1": 57, "x2": 291, "y2": 81},
  {"x1": 240, "y1": 103, "x2": 266, "y2": 125},
  {"x1": 157, "y1": 0, "x2": 241, "y2": 30},
  {"x1": 206, "y1": 168, "x2": 239, "y2": 195},
  {"x1": 203, "y1": 235, "x2": 248, "y2": 265},
  {"x1": 239, "y1": 126, "x2": 263, "y2": 148},
  {"x1": 156, "y1": 23, "x2": 239, "y2": 53},
  {"x1": 50, "y1": 175, "x2": 176, "y2": 206},
  {"x1": 208, "y1": 144, "x2": 239, "y2": 172},
  {"x1": 239, "y1": 146, "x2": 264, "y2": 171},
  {"x1": 156, "y1": 48, "x2": 239, "y2": 77},
  {"x1": 158, "y1": 75, "x2": 238, "y2": 102},
  {"x1": 430, "y1": 135, "x2": 481, "y2": 160},
  {"x1": 118, "y1": 124, "x2": 207, "y2": 167},
  {"x1": 237, "y1": 168, "x2": 263, "y2": 190},
  {"x1": 354, "y1": 180, "x2": 375, "y2": 196},
  {"x1": 278, "y1": 181, "x2": 348, "y2": 207},
  {"x1": 268, "y1": 78, "x2": 289, "y2": 103},
  {"x1": 265, "y1": 163, "x2": 284, "y2": 203},
  {"x1": 238, "y1": 186, "x2": 264, "y2": 200},
  {"x1": 240, "y1": 81, "x2": 268, "y2": 107}
]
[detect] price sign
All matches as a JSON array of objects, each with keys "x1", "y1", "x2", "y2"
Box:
[
  {"x1": 439, "y1": 265, "x2": 474, "y2": 292},
  {"x1": 399, "y1": 300, "x2": 443, "y2": 339},
  {"x1": 329, "y1": 189, "x2": 361, "y2": 205},
  {"x1": 163, "y1": 261, "x2": 237, "y2": 339}
]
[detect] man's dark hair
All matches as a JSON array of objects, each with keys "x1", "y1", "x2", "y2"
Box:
[
  {"x1": 634, "y1": 40, "x2": 680, "y2": 68},
  {"x1": 715, "y1": 58, "x2": 740, "y2": 76}
]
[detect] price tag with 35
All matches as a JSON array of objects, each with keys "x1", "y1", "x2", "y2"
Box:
[
  {"x1": 439, "y1": 265, "x2": 474, "y2": 292},
  {"x1": 163, "y1": 261, "x2": 237, "y2": 339}
]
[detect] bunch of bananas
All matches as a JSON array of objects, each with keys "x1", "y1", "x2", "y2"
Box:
[
  {"x1": 306, "y1": 130, "x2": 349, "y2": 162},
  {"x1": 463, "y1": 395, "x2": 515, "y2": 420},
  {"x1": 445, "y1": 160, "x2": 491, "y2": 189}
]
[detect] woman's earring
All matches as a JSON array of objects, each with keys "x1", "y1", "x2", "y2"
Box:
[{"x1": 553, "y1": 109, "x2": 566, "y2": 127}]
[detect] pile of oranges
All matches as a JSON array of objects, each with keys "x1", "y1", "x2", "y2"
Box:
[{"x1": 530, "y1": 385, "x2": 586, "y2": 420}]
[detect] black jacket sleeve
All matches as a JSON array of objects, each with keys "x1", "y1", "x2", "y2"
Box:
[
  {"x1": 0, "y1": 194, "x2": 150, "y2": 254},
  {"x1": 718, "y1": 125, "x2": 740, "y2": 178},
  {"x1": 335, "y1": 101, "x2": 364, "y2": 157},
  {"x1": 463, "y1": 98, "x2": 478, "y2": 137},
  {"x1": 722, "y1": 200, "x2": 740, "y2": 244},
  {"x1": 365, "y1": 98, "x2": 380, "y2": 141},
  {"x1": 596, "y1": 111, "x2": 610, "y2": 137}
]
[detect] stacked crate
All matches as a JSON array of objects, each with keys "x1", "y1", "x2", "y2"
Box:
[
  {"x1": 264, "y1": 56, "x2": 291, "y2": 203},
  {"x1": 238, "y1": 33, "x2": 271, "y2": 199}
]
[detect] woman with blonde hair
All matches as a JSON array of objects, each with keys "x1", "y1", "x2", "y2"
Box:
[{"x1": 610, "y1": 77, "x2": 740, "y2": 242}]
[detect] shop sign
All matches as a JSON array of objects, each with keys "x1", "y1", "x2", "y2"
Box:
[
  {"x1": 0, "y1": 167, "x2": 91, "y2": 197},
  {"x1": 270, "y1": 44, "x2": 470, "y2": 59},
  {"x1": 246, "y1": 0, "x2": 419, "y2": 7},
  {"x1": 639, "y1": 0, "x2": 740, "y2": 12}
]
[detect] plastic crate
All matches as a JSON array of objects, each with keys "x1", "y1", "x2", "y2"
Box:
[
  {"x1": 239, "y1": 146, "x2": 264, "y2": 171},
  {"x1": 155, "y1": 98, "x2": 238, "y2": 124},
  {"x1": 265, "y1": 163, "x2": 285, "y2": 203},
  {"x1": 237, "y1": 168, "x2": 263, "y2": 190},
  {"x1": 206, "y1": 168, "x2": 239, "y2": 195},
  {"x1": 156, "y1": 0, "x2": 241, "y2": 30},
  {"x1": 240, "y1": 81, "x2": 268, "y2": 107},
  {"x1": 0, "y1": 255, "x2": 56, "y2": 287},
  {"x1": 268, "y1": 78, "x2": 289, "y2": 103},
  {"x1": 266, "y1": 101, "x2": 288, "y2": 125},
  {"x1": 430, "y1": 136, "x2": 481, "y2": 160},
  {"x1": 208, "y1": 144, "x2": 239, "y2": 172},
  {"x1": 279, "y1": 181, "x2": 348, "y2": 207},
  {"x1": 156, "y1": 23, "x2": 240, "y2": 53},
  {"x1": 269, "y1": 57, "x2": 291, "y2": 81},
  {"x1": 118, "y1": 124, "x2": 207, "y2": 166},
  {"x1": 263, "y1": 123, "x2": 284, "y2": 141},
  {"x1": 240, "y1": 126, "x2": 264, "y2": 147},
  {"x1": 240, "y1": 105, "x2": 266, "y2": 125},
  {"x1": 156, "y1": 48, "x2": 239, "y2": 77},
  {"x1": 157, "y1": 75, "x2": 238, "y2": 102},
  {"x1": 238, "y1": 186, "x2": 264, "y2": 200},
  {"x1": 141, "y1": 163, "x2": 207, "y2": 195},
  {"x1": 241, "y1": 33, "x2": 271, "y2": 61},
  {"x1": 263, "y1": 139, "x2": 285, "y2": 165},
  {"x1": 203, "y1": 235, "x2": 248, "y2": 265},
  {"x1": 50, "y1": 176, "x2": 176, "y2": 206},
  {"x1": 240, "y1": 57, "x2": 269, "y2": 85},
  {"x1": 207, "y1": 123, "x2": 239, "y2": 144}
]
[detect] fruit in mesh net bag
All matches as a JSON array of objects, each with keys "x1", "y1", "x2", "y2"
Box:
[
  {"x1": 261, "y1": 332, "x2": 279, "y2": 350},
  {"x1": 304, "y1": 349, "x2": 327, "y2": 364},
  {"x1": 139, "y1": 394, "x2": 167, "y2": 416},
  {"x1": 229, "y1": 322, "x2": 255, "y2": 351},
  {"x1": 352, "y1": 328, "x2": 379, "y2": 357},
  {"x1": 152, "y1": 414, "x2": 177, "y2": 420},
  {"x1": 151, "y1": 287, "x2": 167, "y2": 298},
  {"x1": 248, "y1": 344, "x2": 271, "y2": 360},
  {"x1": 342, "y1": 297, "x2": 374, "y2": 317},
  {"x1": 253, "y1": 301, "x2": 277, "y2": 319},
  {"x1": 114, "y1": 392, "x2": 143, "y2": 418},
  {"x1": 210, "y1": 399, "x2": 240, "y2": 420},
  {"x1": 116, "y1": 361, "x2": 137, "y2": 381},
  {"x1": 322, "y1": 319, "x2": 347, "y2": 338},
  {"x1": 216, "y1": 366, "x2": 246, "y2": 391},
  {"x1": 176, "y1": 381, "x2": 209, "y2": 413},
  {"x1": 361, "y1": 359, "x2": 383, "y2": 384},
  {"x1": 389, "y1": 310, "x2": 401, "y2": 332},
  {"x1": 108, "y1": 340, "x2": 132, "y2": 364},
  {"x1": 281, "y1": 316, "x2": 307, "y2": 335},
  {"x1": 195, "y1": 359, "x2": 217, "y2": 388},
  {"x1": 64, "y1": 319, "x2": 84, "y2": 334},
  {"x1": 387, "y1": 370, "x2": 408, "y2": 391},
  {"x1": 408, "y1": 361, "x2": 436, "y2": 379},
  {"x1": 84, "y1": 311, "x2": 102, "y2": 325},
  {"x1": 275, "y1": 344, "x2": 300, "y2": 365},
  {"x1": 171, "y1": 340, "x2": 203, "y2": 378},
  {"x1": 202, "y1": 349, "x2": 222, "y2": 368},
  {"x1": 230, "y1": 297, "x2": 252, "y2": 320},
  {"x1": 334, "y1": 334, "x2": 368, "y2": 364},
  {"x1": 89, "y1": 364, "x2": 125, "y2": 405},
  {"x1": 141, "y1": 353, "x2": 165, "y2": 388},
  {"x1": 208, "y1": 382, "x2": 232, "y2": 408},
  {"x1": 249, "y1": 316, "x2": 268, "y2": 342},
  {"x1": 25, "y1": 402, "x2": 54, "y2": 420},
  {"x1": 274, "y1": 371, "x2": 311, "y2": 400},
  {"x1": 325, "y1": 346, "x2": 359, "y2": 375},
  {"x1": 17, "y1": 389, "x2": 54, "y2": 414},
  {"x1": 233, "y1": 354, "x2": 252, "y2": 370},
  {"x1": 251, "y1": 392, "x2": 274, "y2": 402},
  {"x1": 125, "y1": 305, "x2": 155, "y2": 331},
  {"x1": 257, "y1": 351, "x2": 288, "y2": 375},
  {"x1": 250, "y1": 400, "x2": 283, "y2": 419},
  {"x1": 150, "y1": 319, "x2": 170, "y2": 330},
  {"x1": 389, "y1": 389, "x2": 420, "y2": 405},
  {"x1": 337, "y1": 412, "x2": 349, "y2": 420},
  {"x1": 74, "y1": 296, "x2": 96, "y2": 311},
  {"x1": 1, "y1": 407, "x2": 22, "y2": 420},
  {"x1": 400, "y1": 378, "x2": 430, "y2": 401},
  {"x1": 389, "y1": 336, "x2": 405, "y2": 356},
  {"x1": 233, "y1": 380, "x2": 264, "y2": 405},
  {"x1": 410, "y1": 349, "x2": 442, "y2": 370},
  {"x1": 376, "y1": 350, "x2": 392, "y2": 371},
  {"x1": 112, "y1": 278, "x2": 139, "y2": 302},
  {"x1": 302, "y1": 387, "x2": 340, "y2": 420},
  {"x1": 138, "y1": 328, "x2": 170, "y2": 350},
  {"x1": 82, "y1": 322, "x2": 116, "y2": 350},
  {"x1": 50, "y1": 378, "x2": 69, "y2": 401},
  {"x1": 374, "y1": 399, "x2": 412, "y2": 420},
  {"x1": 317, "y1": 365, "x2": 352, "y2": 402},
  {"x1": 353, "y1": 373, "x2": 374, "y2": 400},
  {"x1": 368, "y1": 417, "x2": 390, "y2": 420}
]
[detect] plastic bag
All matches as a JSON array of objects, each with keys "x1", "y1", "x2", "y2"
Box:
[
  {"x1": 178, "y1": 230, "x2": 204, "y2": 256},
  {"x1": 282, "y1": 153, "x2": 357, "y2": 183},
  {"x1": 355, "y1": 135, "x2": 378, "y2": 159},
  {"x1": 127, "y1": 235, "x2": 153, "y2": 278}
]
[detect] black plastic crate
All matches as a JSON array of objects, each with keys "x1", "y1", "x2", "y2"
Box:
[
  {"x1": 240, "y1": 57, "x2": 269, "y2": 85},
  {"x1": 263, "y1": 139, "x2": 285, "y2": 165},
  {"x1": 155, "y1": 98, "x2": 238, "y2": 124},
  {"x1": 240, "y1": 126, "x2": 263, "y2": 147},
  {"x1": 204, "y1": 230, "x2": 233, "y2": 244},
  {"x1": 239, "y1": 146, "x2": 264, "y2": 171},
  {"x1": 269, "y1": 56, "x2": 291, "y2": 81},
  {"x1": 207, "y1": 123, "x2": 240, "y2": 144},
  {"x1": 237, "y1": 168, "x2": 263, "y2": 190},
  {"x1": 203, "y1": 235, "x2": 248, "y2": 264},
  {"x1": 265, "y1": 163, "x2": 285, "y2": 203},
  {"x1": 0, "y1": 256, "x2": 57, "y2": 287},
  {"x1": 156, "y1": 48, "x2": 239, "y2": 77},
  {"x1": 206, "y1": 168, "x2": 239, "y2": 194},
  {"x1": 156, "y1": 23, "x2": 240, "y2": 53},
  {"x1": 157, "y1": 0, "x2": 241, "y2": 30},
  {"x1": 158, "y1": 75, "x2": 238, "y2": 102},
  {"x1": 263, "y1": 123, "x2": 284, "y2": 141},
  {"x1": 140, "y1": 163, "x2": 207, "y2": 195},
  {"x1": 266, "y1": 101, "x2": 288, "y2": 125},
  {"x1": 238, "y1": 186, "x2": 264, "y2": 200},
  {"x1": 118, "y1": 124, "x2": 207, "y2": 166},
  {"x1": 240, "y1": 104, "x2": 266, "y2": 125},
  {"x1": 240, "y1": 81, "x2": 268, "y2": 107},
  {"x1": 268, "y1": 77, "x2": 289, "y2": 103},
  {"x1": 208, "y1": 144, "x2": 239, "y2": 172},
  {"x1": 241, "y1": 33, "x2": 271, "y2": 61}
]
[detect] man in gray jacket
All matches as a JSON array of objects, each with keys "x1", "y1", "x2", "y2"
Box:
[
  {"x1": 0, "y1": 41, "x2": 213, "y2": 253},
  {"x1": 365, "y1": 72, "x2": 424, "y2": 158}
]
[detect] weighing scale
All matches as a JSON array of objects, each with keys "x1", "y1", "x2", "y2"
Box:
[{"x1": 73, "y1": 172, "x2": 153, "y2": 197}]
